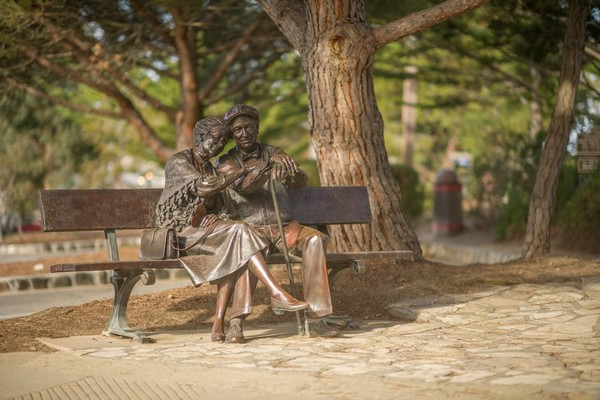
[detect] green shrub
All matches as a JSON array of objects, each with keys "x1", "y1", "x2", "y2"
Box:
[
  {"x1": 390, "y1": 164, "x2": 425, "y2": 219},
  {"x1": 495, "y1": 186, "x2": 530, "y2": 240},
  {"x1": 555, "y1": 157, "x2": 579, "y2": 214},
  {"x1": 557, "y1": 166, "x2": 600, "y2": 253},
  {"x1": 494, "y1": 157, "x2": 580, "y2": 241}
]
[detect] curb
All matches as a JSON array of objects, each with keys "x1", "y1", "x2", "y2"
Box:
[
  {"x1": 0, "y1": 237, "x2": 140, "y2": 258},
  {"x1": 0, "y1": 268, "x2": 191, "y2": 293},
  {"x1": 421, "y1": 241, "x2": 521, "y2": 264}
]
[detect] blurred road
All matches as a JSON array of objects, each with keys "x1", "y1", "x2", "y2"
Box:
[{"x1": 0, "y1": 278, "x2": 190, "y2": 320}]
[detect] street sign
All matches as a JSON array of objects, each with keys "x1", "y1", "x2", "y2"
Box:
[{"x1": 577, "y1": 131, "x2": 600, "y2": 174}]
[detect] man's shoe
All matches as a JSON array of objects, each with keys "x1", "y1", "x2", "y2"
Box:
[
  {"x1": 322, "y1": 315, "x2": 360, "y2": 330},
  {"x1": 308, "y1": 319, "x2": 340, "y2": 338},
  {"x1": 225, "y1": 322, "x2": 246, "y2": 344}
]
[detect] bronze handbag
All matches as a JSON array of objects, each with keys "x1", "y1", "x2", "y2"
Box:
[{"x1": 140, "y1": 228, "x2": 179, "y2": 260}]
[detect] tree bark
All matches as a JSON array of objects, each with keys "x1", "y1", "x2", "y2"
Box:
[
  {"x1": 529, "y1": 65, "x2": 543, "y2": 141},
  {"x1": 522, "y1": 0, "x2": 591, "y2": 259}
]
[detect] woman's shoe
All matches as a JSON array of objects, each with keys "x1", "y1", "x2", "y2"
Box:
[
  {"x1": 211, "y1": 333, "x2": 225, "y2": 343},
  {"x1": 271, "y1": 297, "x2": 308, "y2": 315}
]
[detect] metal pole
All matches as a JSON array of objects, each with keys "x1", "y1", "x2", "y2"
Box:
[{"x1": 269, "y1": 177, "x2": 305, "y2": 335}]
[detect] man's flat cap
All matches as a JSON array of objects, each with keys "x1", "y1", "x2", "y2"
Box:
[{"x1": 224, "y1": 104, "x2": 260, "y2": 122}]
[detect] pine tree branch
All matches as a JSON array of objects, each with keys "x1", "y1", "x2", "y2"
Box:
[
  {"x1": 36, "y1": 15, "x2": 177, "y2": 118},
  {"x1": 198, "y1": 14, "x2": 265, "y2": 102},
  {"x1": 129, "y1": 0, "x2": 176, "y2": 48},
  {"x1": 257, "y1": 0, "x2": 307, "y2": 51},
  {"x1": 4, "y1": 77, "x2": 121, "y2": 119},
  {"x1": 17, "y1": 46, "x2": 173, "y2": 163},
  {"x1": 19, "y1": 46, "x2": 118, "y2": 97},
  {"x1": 373, "y1": 0, "x2": 487, "y2": 48}
]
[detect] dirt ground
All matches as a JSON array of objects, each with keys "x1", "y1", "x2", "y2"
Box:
[{"x1": 2, "y1": 232, "x2": 599, "y2": 355}]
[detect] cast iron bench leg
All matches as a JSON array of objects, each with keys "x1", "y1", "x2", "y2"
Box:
[
  {"x1": 323, "y1": 260, "x2": 364, "y2": 330},
  {"x1": 103, "y1": 269, "x2": 156, "y2": 343},
  {"x1": 327, "y1": 260, "x2": 366, "y2": 289}
]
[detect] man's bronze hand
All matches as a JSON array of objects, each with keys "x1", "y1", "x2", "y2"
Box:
[{"x1": 270, "y1": 154, "x2": 299, "y2": 182}]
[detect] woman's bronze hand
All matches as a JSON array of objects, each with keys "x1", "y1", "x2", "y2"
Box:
[{"x1": 199, "y1": 214, "x2": 220, "y2": 228}]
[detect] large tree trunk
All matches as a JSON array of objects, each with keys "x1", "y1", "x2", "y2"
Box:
[
  {"x1": 522, "y1": 0, "x2": 590, "y2": 259},
  {"x1": 303, "y1": 5, "x2": 422, "y2": 256},
  {"x1": 259, "y1": 0, "x2": 486, "y2": 258}
]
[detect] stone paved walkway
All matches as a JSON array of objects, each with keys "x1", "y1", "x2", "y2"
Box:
[{"x1": 2, "y1": 276, "x2": 599, "y2": 399}]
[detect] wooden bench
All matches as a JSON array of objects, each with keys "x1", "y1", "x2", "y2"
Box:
[{"x1": 39, "y1": 186, "x2": 412, "y2": 342}]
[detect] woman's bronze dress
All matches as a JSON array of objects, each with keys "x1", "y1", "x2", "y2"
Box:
[{"x1": 155, "y1": 149, "x2": 267, "y2": 287}]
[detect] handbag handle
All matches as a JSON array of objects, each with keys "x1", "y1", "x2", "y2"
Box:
[{"x1": 172, "y1": 220, "x2": 218, "y2": 252}]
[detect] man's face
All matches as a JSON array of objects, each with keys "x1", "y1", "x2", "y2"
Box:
[
  {"x1": 230, "y1": 115, "x2": 259, "y2": 152},
  {"x1": 200, "y1": 125, "x2": 228, "y2": 158}
]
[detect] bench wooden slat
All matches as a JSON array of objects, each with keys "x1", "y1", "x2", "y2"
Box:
[
  {"x1": 39, "y1": 186, "x2": 372, "y2": 232},
  {"x1": 39, "y1": 189, "x2": 162, "y2": 232},
  {"x1": 289, "y1": 186, "x2": 372, "y2": 225},
  {"x1": 50, "y1": 250, "x2": 412, "y2": 273},
  {"x1": 50, "y1": 259, "x2": 184, "y2": 273}
]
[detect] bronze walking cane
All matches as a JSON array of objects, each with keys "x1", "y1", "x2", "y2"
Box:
[{"x1": 269, "y1": 177, "x2": 306, "y2": 335}]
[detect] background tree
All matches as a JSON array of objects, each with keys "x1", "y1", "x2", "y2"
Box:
[
  {"x1": 522, "y1": 0, "x2": 592, "y2": 259},
  {"x1": 258, "y1": 0, "x2": 486, "y2": 257},
  {"x1": 0, "y1": 0, "x2": 289, "y2": 163},
  {"x1": 0, "y1": 93, "x2": 97, "y2": 239}
]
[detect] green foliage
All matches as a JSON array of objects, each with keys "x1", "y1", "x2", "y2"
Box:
[
  {"x1": 495, "y1": 186, "x2": 530, "y2": 240},
  {"x1": 390, "y1": 164, "x2": 425, "y2": 219},
  {"x1": 555, "y1": 157, "x2": 580, "y2": 214},
  {"x1": 297, "y1": 159, "x2": 321, "y2": 187},
  {"x1": 494, "y1": 156, "x2": 582, "y2": 241},
  {"x1": 557, "y1": 167, "x2": 600, "y2": 253},
  {"x1": 0, "y1": 93, "x2": 98, "y2": 220},
  {"x1": 490, "y1": 132, "x2": 543, "y2": 239}
]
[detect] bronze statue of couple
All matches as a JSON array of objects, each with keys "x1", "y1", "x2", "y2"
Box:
[{"x1": 156, "y1": 104, "x2": 339, "y2": 343}]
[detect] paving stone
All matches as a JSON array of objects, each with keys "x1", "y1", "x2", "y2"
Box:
[{"x1": 20, "y1": 276, "x2": 600, "y2": 399}]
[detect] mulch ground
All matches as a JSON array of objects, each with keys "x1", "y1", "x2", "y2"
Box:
[{"x1": 1, "y1": 236, "x2": 599, "y2": 354}]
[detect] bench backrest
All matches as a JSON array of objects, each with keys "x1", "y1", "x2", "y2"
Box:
[{"x1": 39, "y1": 186, "x2": 372, "y2": 232}]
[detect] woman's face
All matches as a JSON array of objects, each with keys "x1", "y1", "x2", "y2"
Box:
[{"x1": 200, "y1": 126, "x2": 228, "y2": 158}]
